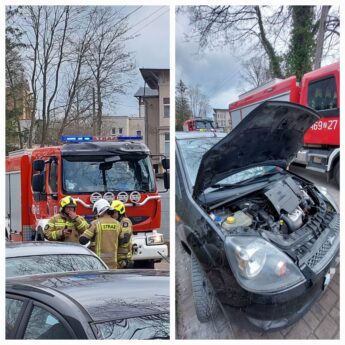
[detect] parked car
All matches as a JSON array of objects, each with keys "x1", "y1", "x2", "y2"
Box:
[
  {"x1": 6, "y1": 241, "x2": 108, "y2": 278},
  {"x1": 6, "y1": 270, "x2": 169, "y2": 339},
  {"x1": 175, "y1": 101, "x2": 339, "y2": 331}
]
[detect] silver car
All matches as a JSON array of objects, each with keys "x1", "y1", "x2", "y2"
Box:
[{"x1": 6, "y1": 241, "x2": 108, "y2": 278}]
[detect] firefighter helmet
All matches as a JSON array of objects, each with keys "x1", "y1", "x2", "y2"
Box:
[
  {"x1": 93, "y1": 199, "x2": 110, "y2": 216},
  {"x1": 59, "y1": 196, "x2": 77, "y2": 213},
  {"x1": 111, "y1": 200, "x2": 125, "y2": 215}
]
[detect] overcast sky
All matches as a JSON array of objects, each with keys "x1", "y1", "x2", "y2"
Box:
[
  {"x1": 176, "y1": 10, "x2": 245, "y2": 117},
  {"x1": 112, "y1": 6, "x2": 169, "y2": 116}
]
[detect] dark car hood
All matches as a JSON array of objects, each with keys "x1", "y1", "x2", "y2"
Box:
[{"x1": 193, "y1": 101, "x2": 319, "y2": 199}]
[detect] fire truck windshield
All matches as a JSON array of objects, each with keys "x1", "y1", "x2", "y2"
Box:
[
  {"x1": 62, "y1": 156, "x2": 155, "y2": 193},
  {"x1": 195, "y1": 120, "x2": 214, "y2": 130}
]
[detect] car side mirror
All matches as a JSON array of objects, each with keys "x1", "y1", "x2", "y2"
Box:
[
  {"x1": 162, "y1": 158, "x2": 170, "y2": 170},
  {"x1": 163, "y1": 171, "x2": 170, "y2": 190},
  {"x1": 33, "y1": 159, "x2": 45, "y2": 172},
  {"x1": 32, "y1": 173, "x2": 45, "y2": 193}
]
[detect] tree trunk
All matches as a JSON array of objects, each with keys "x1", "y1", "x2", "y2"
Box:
[
  {"x1": 314, "y1": 6, "x2": 331, "y2": 69},
  {"x1": 96, "y1": 83, "x2": 102, "y2": 136},
  {"x1": 255, "y1": 6, "x2": 284, "y2": 79}
]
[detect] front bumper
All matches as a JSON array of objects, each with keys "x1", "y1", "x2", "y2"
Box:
[
  {"x1": 229, "y1": 253, "x2": 339, "y2": 331},
  {"x1": 132, "y1": 232, "x2": 168, "y2": 261}
]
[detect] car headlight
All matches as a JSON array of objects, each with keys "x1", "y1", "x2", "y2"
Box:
[
  {"x1": 146, "y1": 231, "x2": 164, "y2": 245},
  {"x1": 225, "y1": 236, "x2": 305, "y2": 293},
  {"x1": 316, "y1": 185, "x2": 339, "y2": 213}
]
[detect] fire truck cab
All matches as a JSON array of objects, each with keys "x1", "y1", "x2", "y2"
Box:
[
  {"x1": 6, "y1": 136, "x2": 169, "y2": 268},
  {"x1": 229, "y1": 62, "x2": 340, "y2": 187},
  {"x1": 183, "y1": 118, "x2": 215, "y2": 132}
]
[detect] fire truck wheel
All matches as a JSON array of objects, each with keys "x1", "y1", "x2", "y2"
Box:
[
  {"x1": 35, "y1": 227, "x2": 45, "y2": 241},
  {"x1": 133, "y1": 260, "x2": 155, "y2": 269},
  {"x1": 191, "y1": 254, "x2": 218, "y2": 323},
  {"x1": 334, "y1": 161, "x2": 339, "y2": 188}
]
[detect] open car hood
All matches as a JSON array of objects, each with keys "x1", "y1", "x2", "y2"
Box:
[{"x1": 193, "y1": 101, "x2": 319, "y2": 199}]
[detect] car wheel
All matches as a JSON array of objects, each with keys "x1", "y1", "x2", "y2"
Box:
[
  {"x1": 334, "y1": 160, "x2": 339, "y2": 188},
  {"x1": 191, "y1": 254, "x2": 218, "y2": 323},
  {"x1": 34, "y1": 227, "x2": 45, "y2": 241},
  {"x1": 133, "y1": 260, "x2": 155, "y2": 269}
]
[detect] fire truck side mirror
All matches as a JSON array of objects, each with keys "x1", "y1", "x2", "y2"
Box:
[
  {"x1": 163, "y1": 171, "x2": 170, "y2": 190},
  {"x1": 32, "y1": 173, "x2": 45, "y2": 193},
  {"x1": 33, "y1": 159, "x2": 45, "y2": 172},
  {"x1": 162, "y1": 158, "x2": 170, "y2": 170}
]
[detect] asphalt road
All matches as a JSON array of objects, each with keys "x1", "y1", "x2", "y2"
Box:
[{"x1": 176, "y1": 166, "x2": 340, "y2": 339}]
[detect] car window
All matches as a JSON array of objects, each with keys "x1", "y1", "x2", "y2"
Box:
[
  {"x1": 6, "y1": 298, "x2": 25, "y2": 338},
  {"x1": 93, "y1": 313, "x2": 169, "y2": 340},
  {"x1": 24, "y1": 305, "x2": 71, "y2": 339},
  {"x1": 6, "y1": 254, "x2": 107, "y2": 278}
]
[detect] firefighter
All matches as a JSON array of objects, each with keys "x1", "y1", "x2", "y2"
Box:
[
  {"x1": 111, "y1": 200, "x2": 133, "y2": 268},
  {"x1": 43, "y1": 196, "x2": 88, "y2": 243},
  {"x1": 79, "y1": 199, "x2": 122, "y2": 269}
]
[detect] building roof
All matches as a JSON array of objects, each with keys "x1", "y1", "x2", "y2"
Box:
[
  {"x1": 134, "y1": 87, "x2": 158, "y2": 98},
  {"x1": 139, "y1": 68, "x2": 169, "y2": 89},
  {"x1": 213, "y1": 108, "x2": 229, "y2": 112}
]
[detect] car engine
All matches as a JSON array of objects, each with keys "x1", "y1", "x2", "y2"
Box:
[{"x1": 210, "y1": 176, "x2": 330, "y2": 236}]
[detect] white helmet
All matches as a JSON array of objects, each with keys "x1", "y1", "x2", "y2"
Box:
[{"x1": 93, "y1": 199, "x2": 110, "y2": 216}]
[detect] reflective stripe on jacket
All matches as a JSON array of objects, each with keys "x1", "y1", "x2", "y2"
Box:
[
  {"x1": 118, "y1": 217, "x2": 133, "y2": 262},
  {"x1": 43, "y1": 214, "x2": 88, "y2": 243},
  {"x1": 81, "y1": 214, "x2": 122, "y2": 269}
]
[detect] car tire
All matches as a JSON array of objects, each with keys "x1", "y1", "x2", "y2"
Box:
[
  {"x1": 191, "y1": 254, "x2": 218, "y2": 323},
  {"x1": 133, "y1": 260, "x2": 154, "y2": 269},
  {"x1": 334, "y1": 160, "x2": 339, "y2": 188}
]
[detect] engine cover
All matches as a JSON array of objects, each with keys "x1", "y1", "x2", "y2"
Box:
[{"x1": 264, "y1": 177, "x2": 300, "y2": 214}]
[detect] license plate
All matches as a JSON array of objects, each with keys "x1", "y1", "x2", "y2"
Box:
[
  {"x1": 323, "y1": 267, "x2": 336, "y2": 290},
  {"x1": 314, "y1": 156, "x2": 322, "y2": 163}
]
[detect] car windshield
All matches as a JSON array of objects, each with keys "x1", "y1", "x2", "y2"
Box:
[
  {"x1": 93, "y1": 313, "x2": 169, "y2": 340},
  {"x1": 6, "y1": 254, "x2": 107, "y2": 278},
  {"x1": 177, "y1": 137, "x2": 281, "y2": 187},
  {"x1": 62, "y1": 155, "x2": 155, "y2": 193}
]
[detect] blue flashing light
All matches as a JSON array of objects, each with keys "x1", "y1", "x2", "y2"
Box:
[
  {"x1": 118, "y1": 136, "x2": 143, "y2": 141},
  {"x1": 61, "y1": 135, "x2": 93, "y2": 143}
]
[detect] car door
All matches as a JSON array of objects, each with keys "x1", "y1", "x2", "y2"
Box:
[{"x1": 6, "y1": 294, "x2": 78, "y2": 339}]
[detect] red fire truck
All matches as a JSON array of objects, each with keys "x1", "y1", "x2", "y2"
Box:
[
  {"x1": 229, "y1": 62, "x2": 340, "y2": 187},
  {"x1": 183, "y1": 118, "x2": 215, "y2": 131},
  {"x1": 6, "y1": 136, "x2": 170, "y2": 268}
]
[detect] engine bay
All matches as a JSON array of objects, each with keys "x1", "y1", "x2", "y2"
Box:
[{"x1": 209, "y1": 176, "x2": 330, "y2": 236}]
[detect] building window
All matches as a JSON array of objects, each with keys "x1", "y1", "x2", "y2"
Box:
[
  {"x1": 118, "y1": 128, "x2": 123, "y2": 134},
  {"x1": 111, "y1": 128, "x2": 116, "y2": 135},
  {"x1": 163, "y1": 98, "x2": 170, "y2": 118},
  {"x1": 136, "y1": 130, "x2": 142, "y2": 137}
]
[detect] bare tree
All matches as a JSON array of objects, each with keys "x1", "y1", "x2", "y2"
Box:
[
  {"x1": 40, "y1": 6, "x2": 70, "y2": 147},
  {"x1": 6, "y1": 7, "x2": 26, "y2": 150},
  {"x1": 314, "y1": 6, "x2": 339, "y2": 68},
  {"x1": 240, "y1": 55, "x2": 272, "y2": 89},
  {"x1": 21, "y1": 6, "x2": 71, "y2": 147},
  {"x1": 58, "y1": 14, "x2": 94, "y2": 137},
  {"x1": 188, "y1": 84, "x2": 211, "y2": 119},
  {"x1": 187, "y1": 6, "x2": 286, "y2": 78},
  {"x1": 314, "y1": 6, "x2": 331, "y2": 69},
  {"x1": 86, "y1": 7, "x2": 135, "y2": 135},
  {"x1": 22, "y1": 6, "x2": 42, "y2": 148}
]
